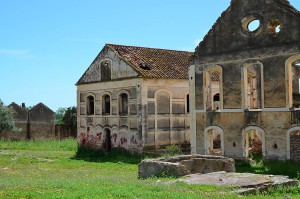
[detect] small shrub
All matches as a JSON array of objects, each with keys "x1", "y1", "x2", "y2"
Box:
[
  {"x1": 165, "y1": 145, "x2": 183, "y2": 156},
  {"x1": 75, "y1": 145, "x2": 104, "y2": 161}
]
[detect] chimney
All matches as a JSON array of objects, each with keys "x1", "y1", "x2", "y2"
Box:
[{"x1": 22, "y1": 103, "x2": 26, "y2": 108}]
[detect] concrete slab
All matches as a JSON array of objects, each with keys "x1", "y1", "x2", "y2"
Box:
[{"x1": 176, "y1": 172, "x2": 298, "y2": 195}]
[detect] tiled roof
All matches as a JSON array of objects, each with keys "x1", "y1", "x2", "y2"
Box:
[{"x1": 106, "y1": 44, "x2": 193, "y2": 79}]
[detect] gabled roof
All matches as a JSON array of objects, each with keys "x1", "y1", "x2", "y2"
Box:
[
  {"x1": 77, "y1": 44, "x2": 193, "y2": 85},
  {"x1": 106, "y1": 44, "x2": 193, "y2": 79},
  {"x1": 30, "y1": 102, "x2": 54, "y2": 113}
]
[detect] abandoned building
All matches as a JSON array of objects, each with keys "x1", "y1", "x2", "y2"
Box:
[
  {"x1": 76, "y1": 44, "x2": 191, "y2": 152},
  {"x1": 1, "y1": 102, "x2": 55, "y2": 140},
  {"x1": 189, "y1": 0, "x2": 300, "y2": 160}
]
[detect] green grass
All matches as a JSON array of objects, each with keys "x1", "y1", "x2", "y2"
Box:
[
  {"x1": 0, "y1": 139, "x2": 299, "y2": 198},
  {"x1": 236, "y1": 158, "x2": 300, "y2": 179}
]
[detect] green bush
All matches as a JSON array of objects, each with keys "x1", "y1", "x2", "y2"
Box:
[{"x1": 165, "y1": 145, "x2": 183, "y2": 156}]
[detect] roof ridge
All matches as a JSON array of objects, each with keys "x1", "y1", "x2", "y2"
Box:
[{"x1": 106, "y1": 43, "x2": 193, "y2": 54}]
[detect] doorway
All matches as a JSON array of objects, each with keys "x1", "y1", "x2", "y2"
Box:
[
  {"x1": 105, "y1": 129, "x2": 112, "y2": 152},
  {"x1": 243, "y1": 128, "x2": 264, "y2": 159}
]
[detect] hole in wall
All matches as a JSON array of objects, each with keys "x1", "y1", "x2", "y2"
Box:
[
  {"x1": 268, "y1": 19, "x2": 282, "y2": 34},
  {"x1": 273, "y1": 143, "x2": 278, "y2": 149},
  {"x1": 233, "y1": 142, "x2": 236, "y2": 147}
]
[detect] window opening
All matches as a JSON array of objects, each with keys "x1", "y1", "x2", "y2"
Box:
[
  {"x1": 245, "y1": 64, "x2": 262, "y2": 109},
  {"x1": 244, "y1": 129, "x2": 263, "y2": 159},
  {"x1": 206, "y1": 129, "x2": 222, "y2": 156},
  {"x1": 248, "y1": 20, "x2": 260, "y2": 32},
  {"x1": 87, "y1": 96, "x2": 95, "y2": 115},
  {"x1": 101, "y1": 60, "x2": 111, "y2": 81},
  {"x1": 242, "y1": 16, "x2": 261, "y2": 33},
  {"x1": 268, "y1": 19, "x2": 281, "y2": 34},
  {"x1": 119, "y1": 93, "x2": 129, "y2": 115},
  {"x1": 205, "y1": 68, "x2": 221, "y2": 111},
  {"x1": 186, "y1": 94, "x2": 190, "y2": 113},
  {"x1": 292, "y1": 60, "x2": 300, "y2": 108},
  {"x1": 102, "y1": 95, "x2": 111, "y2": 115}
]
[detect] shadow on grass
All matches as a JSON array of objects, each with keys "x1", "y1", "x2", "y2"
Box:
[
  {"x1": 71, "y1": 145, "x2": 158, "y2": 164},
  {"x1": 236, "y1": 158, "x2": 300, "y2": 179}
]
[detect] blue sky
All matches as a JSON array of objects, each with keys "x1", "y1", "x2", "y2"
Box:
[{"x1": 1, "y1": 0, "x2": 300, "y2": 111}]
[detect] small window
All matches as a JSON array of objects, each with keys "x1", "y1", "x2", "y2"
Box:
[
  {"x1": 119, "y1": 93, "x2": 129, "y2": 115},
  {"x1": 40, "y1": 108, "x2": 43, "y2": 112},
  {"x1": 101, "y1": 60, "x2": 111, "y2": 81},
  {"x1": 186, "y1": 94, "x2": 190, "y2": 113},
  {"x1": 102, "y1": 95, "x2": 111, "y2": 115},
  {"x1": 213, "y1": 93, "x2": 220, "y2": 110},
  {"x1": 87, "y1": 96, "x2": 95, "y2": 115}
]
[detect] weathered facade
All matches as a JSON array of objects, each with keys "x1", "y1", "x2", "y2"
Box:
[
  {"x1": 190, "y1": 0, "x2": 300, "y2": 160},
  {"x1": 77, "y1": 44, "x2": 191, "y2": 152},
  {"x1": 1, "y1": 102, "x2": 55, "y2": 140}
]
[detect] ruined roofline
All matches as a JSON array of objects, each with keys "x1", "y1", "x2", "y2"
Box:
[
  {"x1": 106, "y1": 43, "x2": 193, "y2": 54},
  {"x1": 195, "y1": 0, "x2": 300, "y2": 54}
]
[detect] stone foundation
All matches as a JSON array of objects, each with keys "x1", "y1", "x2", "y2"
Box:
[{"x1": 138, "y1": 155, "x2": 235, "y2": 179}]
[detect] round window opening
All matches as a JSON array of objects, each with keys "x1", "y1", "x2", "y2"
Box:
[
  {"x1": 242, "y1": 16, "x2": 261, "y2": 33},
  {"x1": 248, "y1": 20, "x2": 260, "y2": 32}
]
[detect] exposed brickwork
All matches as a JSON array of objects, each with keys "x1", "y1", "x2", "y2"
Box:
[{"x1": 290, "y1": 134, "x2": 300, "y2": 161}]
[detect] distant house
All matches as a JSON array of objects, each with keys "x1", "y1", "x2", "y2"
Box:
[
  {"x1": 1, "y1": 102, "x2": 55, "y2": 140},
  {"x1": 76, "y1": 44, "x2": 192, "y2": 152}
]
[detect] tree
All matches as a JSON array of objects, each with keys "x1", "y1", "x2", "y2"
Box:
[
  {"x1": 55, "y1": 107, "x2": 67, "y2": 125},
  {"x1": 62, "y1": 106, "x2": 77, "y2": 137},
  {"x1": 55, "y1": 106, "x2": 77, "y2": 137},
  {"x1": 0, "y1": 100, "x2": 20, "y2": 135}
]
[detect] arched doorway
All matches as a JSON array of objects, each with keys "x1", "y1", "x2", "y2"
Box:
[
  {"x1": 105, "y1": 129, "x2": 112, "y2": 152},
  {"x1": 287, "y1": 126, "x2": 300, "y2": 161},
  {"x1": 242, "y1": 126, "x2": 265, "y2": 159},
  {"x1": 204, "y1": 126, "x2": 224, "y2": 156}
]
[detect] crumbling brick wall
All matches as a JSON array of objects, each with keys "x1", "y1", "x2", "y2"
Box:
[{"x1": 290, "y1": 135, "x2": 300, "y2": 161}]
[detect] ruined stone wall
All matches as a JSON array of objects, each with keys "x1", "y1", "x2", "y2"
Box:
[
  {"x1": 190, "y1": 0, "x2": 300, "y2": 160},
  {"x1": 195, "y1": 111, "x2": 292, "y2": 160}
]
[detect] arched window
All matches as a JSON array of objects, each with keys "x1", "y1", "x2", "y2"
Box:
[
  {"x1": 87, "y1": 96, "x2": 95, "y2": 115},
  {"x1": 291, "y1": 60, "x2": 300, "y2": 108},
  {"x1": 102, "y1": 95, "x2": 111, "y2": 115},
  {"x1": 156, "y1": 91, "x2": 170, "y2": 114},
  {"x1": 119, "y1": 93, "x2": 129, "y2": 115},
  {"x1": 101, "y1": 60, "x2": 111, "y2": 81},
  {"x1": 244, "y1": 63, "x2": 262, "y2": 109},
  {"x1": 204, "y1": 126, "x2": 224, "y2": 156},
  {"x1": 205, "y1": 66, "x2": 222, "y2": 111}
]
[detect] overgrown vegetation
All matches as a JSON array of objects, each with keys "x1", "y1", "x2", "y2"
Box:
[
  {"x1": 0, "y1": 99, "x2": 20, "y2": 135},
  {"x1": 55, "y1": 106, "x2": 77, "y2": 136},
  {"x1": 165, "y1": 145, "x2": 183, "y2": 157},
  {"x1": 236, "y1": 158, "x2": 300, "y2": 179},
  {"x1": 0, "y1": 139, "x2": 299, "y2": 198}
]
